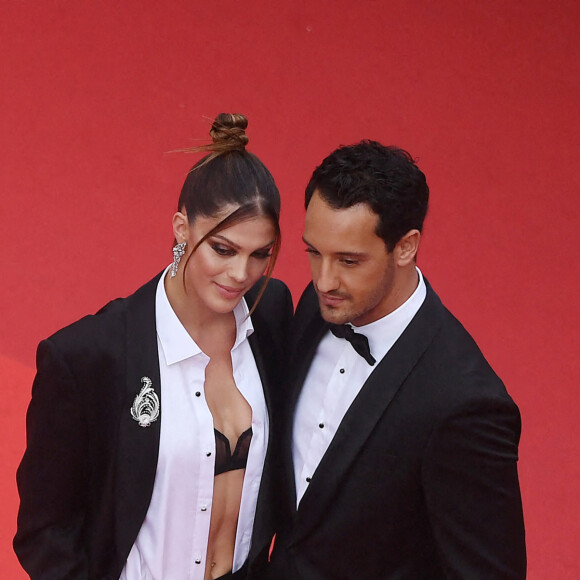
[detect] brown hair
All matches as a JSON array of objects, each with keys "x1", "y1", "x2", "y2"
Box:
[{"x1": 177, "y1": 113, "x2": 281, "y2": 313}]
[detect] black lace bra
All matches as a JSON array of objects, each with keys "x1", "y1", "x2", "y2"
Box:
[{"x1": 214, "y1": 427, "x2": 253, "y2": 476}]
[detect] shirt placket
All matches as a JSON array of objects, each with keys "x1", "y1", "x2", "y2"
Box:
[{"x1": 189, "y1": 354, "x2": 214, "y2": 578}]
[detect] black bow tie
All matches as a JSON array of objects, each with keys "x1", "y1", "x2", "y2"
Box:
[{"x1": 329, "y1": 324, "x2": 376, "y2": 366}]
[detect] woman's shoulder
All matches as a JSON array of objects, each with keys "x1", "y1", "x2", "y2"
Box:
[
  {"x1": 263, "y1": 276, "x2": 292, "y2": 299},
  {"x1": 42, "y1": 271, "x2": 161, "y2": 354},
  {"x1": 247, "y1": 277, "x2": 292, "y2": 313},
  {"x1": 43, "y1": 296, "x2": 128, "y2": 357}
]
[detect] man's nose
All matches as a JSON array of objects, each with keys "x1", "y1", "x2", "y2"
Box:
[{"x1": 315, "y1": 260, "x2": 339, "y2": 293}]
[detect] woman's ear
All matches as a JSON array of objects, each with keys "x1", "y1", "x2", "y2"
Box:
[
  {"x1": 394, "y1": 229, "x2": 421, "y2": 266},
  {"x1": 172, "y1": 211, "x2": 190, "y2": 244}
]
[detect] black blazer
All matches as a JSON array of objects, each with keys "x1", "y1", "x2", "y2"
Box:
[
  {"x1": 268, "y1": 280, "x2": 526, "y2": 579},
  {"x1": 14, "y1": 272, "x2": 293, "y2": 580}
]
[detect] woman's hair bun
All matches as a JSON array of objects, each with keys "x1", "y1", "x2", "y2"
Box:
[
  {"x1": 209, "y1": 113, "x2": 249, "y2": 151},
  {"x1": 175, "y1": 113, "x2": 250, "y2": 165}
]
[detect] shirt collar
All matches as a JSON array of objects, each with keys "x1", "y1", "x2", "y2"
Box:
[
  {"x1": 155, "y1": 265, "x2": 254, "y2": 365},
  {"x1": 352, "y1": 267, "x2": 426, "y2": 361}
]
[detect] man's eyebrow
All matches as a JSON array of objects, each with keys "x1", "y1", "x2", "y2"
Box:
[
  {"x1": 302, "y1": 236, "x2": 367, "y2": 258},
  {"x1": 335, "y1": 251, "x2": 367, "y2": 258}
]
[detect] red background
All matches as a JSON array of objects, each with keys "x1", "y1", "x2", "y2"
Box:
[{"x1": 1, "y1": 1, "x2": 579, "y2": 577}]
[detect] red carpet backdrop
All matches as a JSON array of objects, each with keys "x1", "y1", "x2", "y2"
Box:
[{"x1": 1, "y1": 1, "x2": 578, "y2": 577}]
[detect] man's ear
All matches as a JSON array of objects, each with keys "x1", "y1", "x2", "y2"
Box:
[
  {"x1": 172, "y1": 211, "x2": 190, "y2": 244},
  {"x1": 395, "y1": 229, "x2": 421, "y2": 266}
]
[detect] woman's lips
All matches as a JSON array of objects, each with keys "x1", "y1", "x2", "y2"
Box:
[{"x1": 215, "y1": 282, "x2": 245, "y2": 299}]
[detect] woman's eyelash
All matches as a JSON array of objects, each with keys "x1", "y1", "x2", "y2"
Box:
[
  {"x1": 211, "y1": 244, "x2": 271, "y2": 259},
  {"x1": 211, "y1": 244, "x2": 235, "y2": 256},
  {"x1": 253, "y1": 251, "x2": 272, "y2": 259}
]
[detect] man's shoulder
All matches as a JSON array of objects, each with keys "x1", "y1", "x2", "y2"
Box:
[{"x1": 417, "y1": 283, "x2": 511, "y2": 402}]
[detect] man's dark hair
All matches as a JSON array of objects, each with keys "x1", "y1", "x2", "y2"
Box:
[{"x1": 305, "y1": 140, "x2": 429, "y2": 251}]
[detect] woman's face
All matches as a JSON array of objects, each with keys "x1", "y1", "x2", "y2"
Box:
[{"x1": 181, "y1": 209, "x2": 276, "y2": 315}]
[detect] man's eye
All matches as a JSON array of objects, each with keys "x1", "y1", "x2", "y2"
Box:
[
  {"x1": 305, "y1": 248, "x2": 320, "y2": 256},
  {"x1": 212, "y1": 244, "x2": 235, "y2": 256},
  {"x1": 341, "y1": 259, "x2": 359, "y2": 266}
]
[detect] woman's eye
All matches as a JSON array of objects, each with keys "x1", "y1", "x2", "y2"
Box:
[
  {"x1": 253, "y1": 251, "x2": 272, "y2": 260},
  {"x1": 212, "y1": 244, "x2": 235, "y2": 256}
]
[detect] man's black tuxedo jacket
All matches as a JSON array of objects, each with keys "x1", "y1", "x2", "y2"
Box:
[
  {"x1": 14, "y1": 272, "x2": 293, "y2": 579},
  {"x1": 269, "y1": 280, "x2": 526, "y2": 579}
]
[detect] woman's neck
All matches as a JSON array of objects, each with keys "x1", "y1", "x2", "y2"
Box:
[{"x1": 163, "y1": 271, "x2": 236, "y2": 350}]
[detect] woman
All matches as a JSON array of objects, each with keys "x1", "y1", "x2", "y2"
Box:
[{"x1": 14, "y1": 114, "x2": 293, "y2": 580}]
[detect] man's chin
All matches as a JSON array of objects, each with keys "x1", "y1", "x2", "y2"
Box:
[{"x1": 319, "y1": 303, "x2": 351, "y2": 326}]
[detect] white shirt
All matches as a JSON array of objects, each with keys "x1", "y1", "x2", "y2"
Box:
[
  {"x1": 292, "y1": 268, "x2": 426, "y2": 505},
  {"x1": 121, "y1": 267, "x2": 268, "y2": 579}
]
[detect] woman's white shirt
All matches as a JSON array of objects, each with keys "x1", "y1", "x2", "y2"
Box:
[{"x1": 121, "y1": 267, "x2": 268, "y2": 580}]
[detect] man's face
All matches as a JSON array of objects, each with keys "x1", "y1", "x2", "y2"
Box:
[{"x1": 303, "y1": 190, "x2": 400, "y2": 327}]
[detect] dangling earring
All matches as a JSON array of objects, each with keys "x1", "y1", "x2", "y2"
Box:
[{"x1": 170, "y1": 242, "x2": 187, "y2": 278}]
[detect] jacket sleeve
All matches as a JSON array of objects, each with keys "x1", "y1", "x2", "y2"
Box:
[
  {"x1": 14, "y1": 338, "x2": 90, "y2": 579},
  {"x1": 422, "y1": 395, "x2": 526, "y2": 579}
]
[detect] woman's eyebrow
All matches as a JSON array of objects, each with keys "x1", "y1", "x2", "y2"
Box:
[{"x1": 212, "y1": 233, "x2": 274, "y2": 251}]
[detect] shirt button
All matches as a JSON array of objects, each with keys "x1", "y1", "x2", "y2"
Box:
[
  {"x1": 339, "y1": 368, "x2": 345, "y2": 374},
  {"x1": 201, "y1": 506, "x2": 207, "y2": 512},
  {"x1": 195, "y1": 391, "x2": 201, "y2": 397},
  {"x1": 319, "y1": 423, "x2": 324, "y2": 429},
  {"x1": 206, "y1": 452, "x2": 212, "y2": 457},
  {"x1": 195, "y1": 559, "x2": 201, "y2": 564},
  {"x1": 306, "y1": 477, "x2": 311, "y2": 483}
]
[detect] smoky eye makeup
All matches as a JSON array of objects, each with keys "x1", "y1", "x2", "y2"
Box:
[
  {"x1": 252, "y1": 249, "x2": 273, "y2": 259},
  {"x1": 210, "y1": 242, "x2": 236, "y2": 256}
]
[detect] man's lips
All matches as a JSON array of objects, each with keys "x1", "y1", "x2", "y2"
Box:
[
  {"x1": 215, "y1": 282, "x2": 245, "y2": 299},
  {"x1": 318, "y1": 292, "x2": 347, "y2": 307}
]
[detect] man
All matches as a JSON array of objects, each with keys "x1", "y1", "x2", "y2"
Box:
[{"x1": 268, "y1": 141, "x2": 526, "y2": 578}]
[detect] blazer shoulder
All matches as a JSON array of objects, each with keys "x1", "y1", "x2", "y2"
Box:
[
  {"x1": 417, "y1": 287, "x2": 514, "y2": 407},
  {"x1": 291, "y1": 282, "x2": 319, "y2": 330},
  {"x1": 41, "y1": 271, "x2": 161, "y2": 357},
  {"x1": 295, "y1": 281, "x2": 317, "y2": 313},
  {"x1": 247, "y1": 277, "x2": 293, "y2": 321}
]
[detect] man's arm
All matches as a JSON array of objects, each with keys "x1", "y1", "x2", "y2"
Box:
[
  {"x1": 14, "y1": 338, "x2": 90, "y2": 578},
  {"x1": 422, "y1": 395, "x2": 526, "y2": 579}
]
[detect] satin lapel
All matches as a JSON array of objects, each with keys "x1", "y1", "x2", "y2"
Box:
[
  {"x1": 247, "y1": 330, "x2": 272, "y2": 413},
  {"x1": 243, "y1": 283, "x2": 280, "y2": 561},
  {"x1": 293, "y1": 283, "x2": 445, "y2": 541},
  {"x1": 246, "y1": 322, "x2": 274, "y2": 560},
  {"x1": 114, "y1": 273, "x2": 163, "y2": 565},
  {"x1": 244, "y1": 282, "x2": 274, "y2": 415}
]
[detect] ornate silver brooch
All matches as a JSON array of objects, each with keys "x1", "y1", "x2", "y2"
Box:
[{"x1": 130, "y1": 377, "x2": 160, "y2": 427}]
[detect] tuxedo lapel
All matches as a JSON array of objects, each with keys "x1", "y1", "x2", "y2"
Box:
[
  {"x1": 292, "y1": 283, "x2": 445, "y2": 541},
  {"x1": 247, "y1": 330, "x2": 272, "y2": 415},
  {"x1": 243, "y1": 281, "x2": 285, "y2": 563},
  {"x1": 245, "y1": 282, "x2": 275, "y2": 414},
  {"x1": 114, "y1": 273, "x2": 163, "y2": 565}
]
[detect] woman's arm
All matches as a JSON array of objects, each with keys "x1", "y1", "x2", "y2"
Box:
[{"x1": 14, "y1": 338, "x2": 90, "y2": 579}]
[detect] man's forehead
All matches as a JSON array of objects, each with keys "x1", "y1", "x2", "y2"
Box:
[
  {"x1": 306, "y1": 195, "x2": 378, "y2": 233},
  {"x1": 302, "y1": 232, "x2": 369, "y2": 257}
]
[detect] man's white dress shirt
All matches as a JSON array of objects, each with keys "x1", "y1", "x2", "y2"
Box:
[
  {"x1": 292, "y1": 268, "x2": 426, "y2": 505},
  {"x1": 121, "y1": 267, "x2": 268, "y2": 579}
]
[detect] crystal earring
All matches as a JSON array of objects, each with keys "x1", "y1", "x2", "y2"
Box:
[{"x1": 170, "y1": 242, "x2": 187, "y2": 278}]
